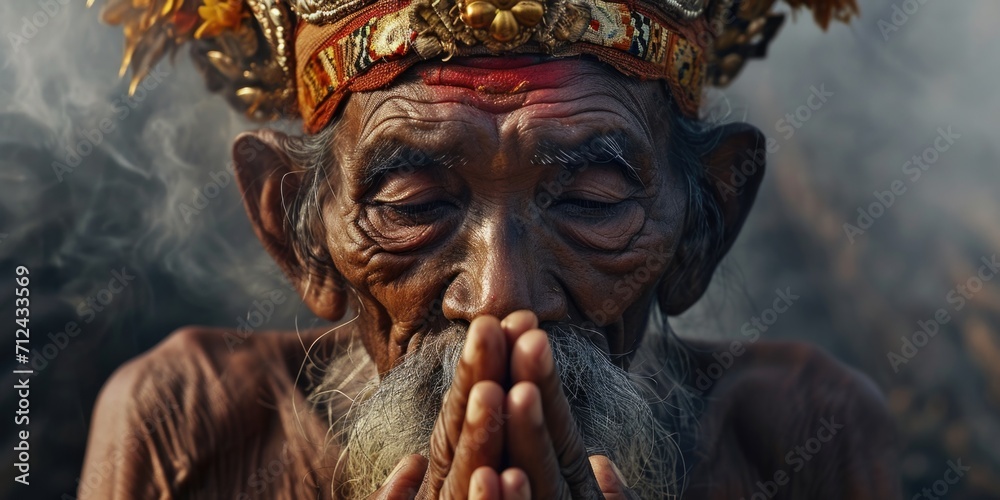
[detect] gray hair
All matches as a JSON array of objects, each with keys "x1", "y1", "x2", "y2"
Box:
[{"x1": 311, "y1": 321, "x2": 699, "y2": 499}]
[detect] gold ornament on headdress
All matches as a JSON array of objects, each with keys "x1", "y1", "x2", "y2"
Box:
[
  {"x1": 706, "y1": 0, "x2": 857, "y2": 86},
  {"x1": 195, "y1": 0, "x2": 246, "y2": 38},
  {"x1": 91, "y1": 0, "x2": 858, "y2": 126},
  {"x1": 89, "y1": 0, "x2": 297, "y2": 119},
  {"x1": 460, "y1": 0, "x2": 545, "y2": 43}
]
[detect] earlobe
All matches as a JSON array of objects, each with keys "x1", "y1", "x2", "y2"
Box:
[
  {"x1": 299, "y1": 272, "x2": 348, "y2": 322},
  {"x1": 658, "y1": 122, "x2": 767, "y2": 315},
  {"x1": 232, "y1": 130, "x2": 348, "y2": 322}
]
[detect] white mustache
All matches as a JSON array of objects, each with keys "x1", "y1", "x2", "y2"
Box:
[{"x1": 314, "y1": 323, "x2": 693, "y2": 499}]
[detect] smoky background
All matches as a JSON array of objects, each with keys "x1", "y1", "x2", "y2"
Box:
[{"x1": 0, "y1": 0, "x2": 997, "y2": 498}]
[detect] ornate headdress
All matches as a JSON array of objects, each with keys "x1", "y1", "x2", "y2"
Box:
[{"x1": 90, "y1": 0, "x2": 856, "y2": 132}]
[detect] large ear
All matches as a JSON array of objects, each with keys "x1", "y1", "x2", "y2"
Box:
[
  {"x1": 659, "y1": 122, "x2": 766, "y2": 315},
  {"x1": 232, "y1": 129, "x2": 347, "y2": 322}
]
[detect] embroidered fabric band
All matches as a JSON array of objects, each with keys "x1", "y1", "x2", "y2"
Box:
[
  {"x1": 294, "y1": 0, "x2": 707, "y2": 132},
  {"x1": 93, "y1": 0, "x2": 858, "y2": 131}
]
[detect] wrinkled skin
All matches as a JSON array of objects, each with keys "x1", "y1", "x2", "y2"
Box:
[
  {"x1": 252, "y1": 60, "x2": 719, "y2": 498},
  {"x1": 373, "y1": 311, "x2": 636, "y2": 499},
  {"x1": 263, "y1": 59, "x2": 708, "y2": 370},
  {"x1": 79, "y1": 59, "x2": 901, "y2": 499}
]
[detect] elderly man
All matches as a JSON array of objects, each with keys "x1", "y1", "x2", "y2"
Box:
[{"x1": 81, "y1": 0, "x2": 899, "y2": 497}]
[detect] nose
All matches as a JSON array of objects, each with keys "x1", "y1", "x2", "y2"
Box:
[{"x1": 441, "y1": 216, "x2": 566, "y2": 324}]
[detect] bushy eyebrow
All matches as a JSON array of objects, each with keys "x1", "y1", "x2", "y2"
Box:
[
  {"x1": 532, "y1": 131, "x2": 643, "y2": 183},
  {"x1": 356, "y1": 131, "x2": 646, "y2": 187},
  {"x1": 355, "y1": 139, "x2": 462, "y2": 187}
]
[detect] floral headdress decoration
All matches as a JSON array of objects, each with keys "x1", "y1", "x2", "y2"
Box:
[{"x1": 91, "y1": 0, "x2": 857, "y2": 132}]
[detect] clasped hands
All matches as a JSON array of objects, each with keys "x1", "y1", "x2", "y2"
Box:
[{"x1": 370, "y1": 311, "x2": 636, "y2": 500}]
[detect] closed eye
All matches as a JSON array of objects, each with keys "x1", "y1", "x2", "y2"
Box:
[
  {"x1": 388, "y1": 201, "x2": 450, "y2": 217},
  {"x1": 380, "y1": 199, "x2": 456, "y2": 226},
  {"x1": 554, "y1": 198, "x2": 624, "y2": 218}
]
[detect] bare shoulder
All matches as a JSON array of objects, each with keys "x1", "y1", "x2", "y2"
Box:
[
  {"x1": 79, "y1": 326, "x2": 348, "y2": 499},
  {"x1": 681, "y1": 339, "x2": 901, "y2": 499},
  {"x1": 722, "y1": 340, "x2": 888, "y2": 416}
]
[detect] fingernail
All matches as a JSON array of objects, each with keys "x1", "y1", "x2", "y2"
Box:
[
  {"x1": 529, "y1": 390, "x2": 543, "y2": 426},
  {"x1": 539, "y1": 336, "x2": 554, "y2": 377},
  {"x1": 468, "y1": 386, "x2": 486, "y2": 423},
  {"x1": 379, "y1": 462, "x2": 407, "y2": 488},
  {"x1": 610, "y1": 460, "x2": 626, "y2": 484},
  {"x1": 386, "y1": 457, "x2": 408, "y2": 483},
  {"x1": 471, "y1": 470, "x2": 486, "y2": 497},
  {"x1": 463, "y1": 330, "x2": 478, "y2": 363},
  {"x1": 517, "y1": 474, "x2": 530, "y2": 499}
]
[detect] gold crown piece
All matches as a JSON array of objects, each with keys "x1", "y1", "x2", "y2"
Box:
[{"x1": 91, "y1": 0, "x2": 858, "y2": 127}]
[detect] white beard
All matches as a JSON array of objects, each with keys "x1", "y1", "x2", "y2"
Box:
[{"x1": 310, "y1": 323, "x2": 696, "y2": 499}]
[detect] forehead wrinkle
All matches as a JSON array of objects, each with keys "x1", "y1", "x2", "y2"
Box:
[
  {"x1": 354, "y1": 81, "x2": 498, "y2": 137},
  {"x1": 345, "y1": 63, "x2": 662, "y2": 183},
  {"x1": 615, "y1": 80, "x2": 664, "y2": 147},
  {"x1": 512, "y1": 88, "x2": 654, "y2": 142},
  {"x1": 353, "y1": 63, "x2": 656, "y2": 139},
  {"x1": 352, "y1": 109, "x2": 498, "y2": 183},
  {"x1": 358, "y1": 115, "x2": 496, "y2": 165},
  {"x1": 354, "y1": 91, "x2": 442, "y2": 140},
  {"x1": 359, "y1": 61, "x2": 646, "y2": 122},
  {"x1": 354, "y1": 90, "x2": 498, "y2": 147}
]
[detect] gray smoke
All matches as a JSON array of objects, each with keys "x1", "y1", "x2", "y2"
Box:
[{"x1": 1, "y1": 0, "x2": 998, "y2": 497}]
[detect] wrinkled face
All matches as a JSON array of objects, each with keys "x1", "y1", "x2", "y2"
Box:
[{"x1": 321, "y1": 58, "x2": 687, "y2": 372}]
